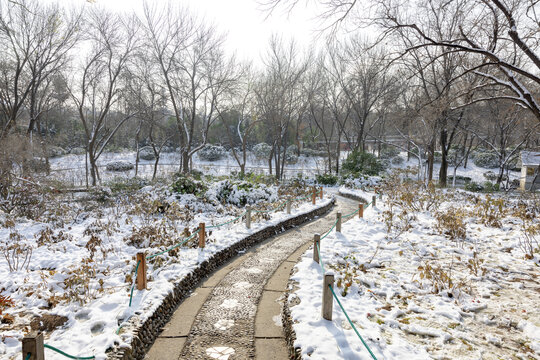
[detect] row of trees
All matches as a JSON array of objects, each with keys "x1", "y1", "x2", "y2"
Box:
[{"x1": 0, "y1": 0, "x2": 539, "y2": 188}]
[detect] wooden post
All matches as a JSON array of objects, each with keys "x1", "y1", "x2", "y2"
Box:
[
  {"x1": 313, "y1": 233, "x2": 320, "y2": 263},
  {"x1": 359, "y1": 203, "x2": 364, "y2": 218},
  {"x1": 246, "y1": 206, "x2": 251, "y2": 229},
  {"x1": 319, "y1": 186, "x2": 323, "y2": 199},
  {"x1": 22, "y1": 333, "x2": 44, "y2": 360},
  {"x1": 372, "y1": 195, "x2": 376, "y2": 207},
  {"x1": 336, "y1": 212, "x2": 342, "y2": 232},
  {"x1": 199, "y1": 222, "x2": 206, "y2": 248},
  {"x1": 286, "y1": 197, "x2": 291, "y2": 214},
  {"x1": 322, "y1": 274, "x2": 334, "y2": 320},
  {"x1": 311, "y1": 189, "x2": 316, "y2": 205},
  {"x1": 136, "y1": 252, "x2": 147, "y2": 290}
]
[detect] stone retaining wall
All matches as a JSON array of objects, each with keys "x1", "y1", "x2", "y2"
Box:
[
  {"x1": 106, "y1": 199, "x2": 335, "y2": 360},
  {"x1": 338, "y1": 189, "x2": 369, "y2": 203}
]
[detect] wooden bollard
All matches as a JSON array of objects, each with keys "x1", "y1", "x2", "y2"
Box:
[
  {"x1": 286, "y1": 197, "x2": 291, "y2": 214},
  {"x1": 319, "y1": 186, "x2": 323, "y2": 199},
  {"x1": 336, "y1": 212, "x2": 342, "y2": 232},
  {"x1": 246, "y1": 206, "x2": 251, "y2": 229},
  {"x1": 199, "y1": 222, "x2": 206, "y2": 248},
  {"x1": 22, "y1": 333, "x2": 44, "y2": 360},
  {"x1": 372, "y1": 195, "x2": 376, "y2": 207},
  {"x1": 313, "y1": 233, "x2": 320, "y2": 263},
  {"x1": 136, "y1": 252, "x2": 147, "y2": 290},
  {"x1": 312, "y1": 189, "x2": 316, "y2": 205},
  {"x1": 322, "y1": 274, "x2": 334, "y2": 320},
  {"x1": 359, "y1": 203, "x2": 364, "y2": 218}
]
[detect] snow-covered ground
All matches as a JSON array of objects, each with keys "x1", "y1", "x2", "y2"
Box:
[
  {"x1": 0, "y1": 182, "x2": 331, "y2": 360},
  {"x1": 47, "y1": 151, "x2": 329, "y2": 186},
  {"x1": 289, "y1": 186, "x2": 539, "y2": 359}
]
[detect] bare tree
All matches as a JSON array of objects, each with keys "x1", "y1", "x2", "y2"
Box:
[
  {"x1": 255, "y1": 36, "x2": 308, "y2": 180},
  {"x1": 216, "y1": 63, "x2": 260, "y2": 177},
  {"x1": 0, "y1": 0, "x2": 81, "y2": 139},
  {"x1": 142, "y1": 2, "x2": 236, "y2": 173},
  {"x1": 69, "y1": 9, "x2": 140, "y2": 186},
  {"x1": 268, "y1": 0, "x2": 540, "y2": 123}
]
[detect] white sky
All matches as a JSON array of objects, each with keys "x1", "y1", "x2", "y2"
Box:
[{"x1": 58, "y1": 0, "x2": 323, "y2": 65}]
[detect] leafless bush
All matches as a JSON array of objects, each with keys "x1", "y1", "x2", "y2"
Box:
[
  {"x1": 434, "y1": 206, "x2": 467, "y2": 243},
  {"x1": 1, "y1": 230, "x2": 33, "y2": 272}
]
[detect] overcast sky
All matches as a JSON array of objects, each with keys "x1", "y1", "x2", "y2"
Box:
[{"x1": 57, "y1": 0, "x2": 322, "y2": 64}]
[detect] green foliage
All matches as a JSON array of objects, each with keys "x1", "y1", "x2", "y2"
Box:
[
  {"x1": 198, "y1": 144, "x2": 227, "y2": 161},
  {"x1": 106, "y1": 177, "x2": 149, "y2": 193},
  {"x1": 379, "y1": 145, "x2": 400, "y2": 160},
  {"x1": 482, "y1": 181, "x2": 500, "y2": 193},
  {"x1": 341, "y1": 150, "x2": 384, "y2": 176},
  {"x1": 464, "y1": 181, "x2": 484, "y2": 192},
  {"x1": 171, "y1": 174, "x2": 206, "y2": 196},
  {"x1": 316, "y1": 173, "x2": 338, "y2": 185},
  {"x1": 473, "y1": 152, "x2": 499, "y2": 168}
]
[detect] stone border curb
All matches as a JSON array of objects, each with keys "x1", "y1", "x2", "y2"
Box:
[
  {"x1": 338, "y1": 189, "x2": 368, "y2": 203},
  {"x1": 107, "y1": 198, "x2": 335, "y2": 360}
]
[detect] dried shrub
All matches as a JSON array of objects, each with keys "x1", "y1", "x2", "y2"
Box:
[
  {"x1": 0, "y1": 294, "x2": 15, "y2": 315},
  {"x1": 35, "y1": 227, "x2": 73, "y2": 247},
  {"x1": 414, "y1": 261, "x2": 467, "y2": 297},
  {"x1": 1, "y1": 230, "x2": 33, "y2": 272},
  {"x1": 467, "y1": 252, "x2": 487, "y2": 276},
  {"x1": 434, "y1": 206, "x2": 467, "y2": 243},
  {"x1": 381, "y1": 173, "x2": 442, "y2": 213},
  {"x1": 62, "y1": 258, "x2": 104, "y2": 305},
  {"x1": 473, "y1": 195, "x2": 505, "y2": 228}
]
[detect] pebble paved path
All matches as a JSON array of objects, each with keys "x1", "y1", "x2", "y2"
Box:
[{"x1": 146, "y1": 193, "x2": 360, "y2": 359}]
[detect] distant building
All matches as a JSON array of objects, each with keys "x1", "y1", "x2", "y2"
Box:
[{"x1": 520, "y1": 151, "x2": 540, "y2": 191}]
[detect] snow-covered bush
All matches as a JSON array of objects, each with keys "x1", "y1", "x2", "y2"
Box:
[
  {"x1": 171, "y1": 174, "x2": 206, "y2": 196},
  {"x1": 285, "y1": 146, "x2": 298, "y2": 164},
  {"x1": 139, "y1": 147, "x2": 155, "y2": 161},
  {"x1": 252, "y1": 143, "x2": 272, "y2": 160},
  {"x1": 198, "y1": 144, "x2": 227, "y2": 161},
  {"x1": 483, "y1": 171, "x2": 507, "y2": 182},
  {"x1": 315, "y1": 173, "x2": 338, "y2": 185},
  {"x1": 464, "y1": 181, "x2": 484, "y2": 192},
  {"x1": 70, "y1": 147, "x2": 86, "y2": 155},
  {"x1": 339, "y1": 175, "x2": 382, "y2": 189},
  {"x1": 391, "y1": 156, "x2": 404, "y2": 165},
  {"x1": 379, "y1": 146, "x2": 400, "y2": 159},
  {"x1": 106, "y1": 177, "x2": 149, "y2": 193},
  {"x1": 105, "y1": 161, "x2": 134, "y2": 172},
  {"x1": 301, "y1": 147, "x2": 327, "y2": 157},
  {"x1": 47, "y1": 146, "x2": 66, "y2": 158},
  {"x1": 206, "y1": 180, "x2": 277, "y2": 206},
  {"x1": 341, "y1": 150, "x2": 384, "y2": 176},
  {"x1": 473, "y1": 152, "x2": 499, "y2": 168}
]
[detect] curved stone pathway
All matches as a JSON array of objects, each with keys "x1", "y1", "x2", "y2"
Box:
[{"x1": 146, "y1": 193, "x2": 359, "y2": 359}]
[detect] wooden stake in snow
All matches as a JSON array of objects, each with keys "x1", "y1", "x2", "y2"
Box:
[
  {"x1": 136, "y1": 252, "x2": 147, "y2": 290},
  {"x1": 286, "y1": 196, "x2": 291, "y2": 214},
  {"x1": 246, "y1": 206, "x2": 251, "y2": 229},
  {"x1": 319, "y1": 186, "x2": 323, "y2": 199},
  {"x1": 312, "y1": 188, "x2": 316, "y2": 205},
  {"x1": 22, "y1": 333, "x2": 44, "y2": 360},
  {"x1": 322, "y1": 274, "x2": 334, "y2": 320},
  {"x1": 372, "y1": 195, "x2": 376, "y2": 207},
  {"x1": 336, "y1": 212, "x2": 342, "y2": 232},
  {"x1": 313, "y1": 233, "x2": 321, "y2": 263},
  {"x1": 199, "y1": 223, "x2": 206, "y2": 248},
  {"x1": 359, "y1": 203, "x2": 364, "y2": 218}
]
